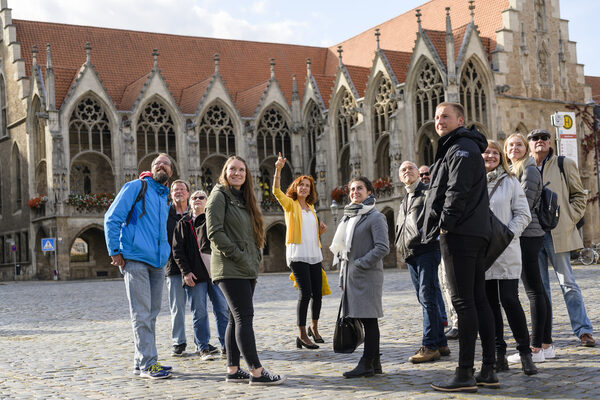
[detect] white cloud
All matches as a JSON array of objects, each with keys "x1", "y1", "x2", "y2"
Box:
[{"x1": 251, "y1": 0, "x2": 268, "y2": 14}]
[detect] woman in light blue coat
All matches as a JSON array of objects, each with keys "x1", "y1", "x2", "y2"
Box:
[{"x1": 482, "y1": 140, "x2": 536, "y2": 376}]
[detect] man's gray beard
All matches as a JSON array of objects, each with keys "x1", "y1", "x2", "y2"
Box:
[{"x1": 154, "y1": 171, "x2": 169, "y2": 184}]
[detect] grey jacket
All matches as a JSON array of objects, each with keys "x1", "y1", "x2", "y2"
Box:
[
  {"x1": 519, "y1": 157, "x2": 545, "y2": 237},
  {"x1": 338, "y1": 209, "x2": 390, "y2": 318}
]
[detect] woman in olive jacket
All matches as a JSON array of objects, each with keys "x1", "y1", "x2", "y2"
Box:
[{"x1": 206, "y1": 156, "x2": 286, "y2": 386}]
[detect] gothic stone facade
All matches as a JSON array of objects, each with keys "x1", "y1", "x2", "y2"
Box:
[{"x1": 0, "y1": 0, "x2": 597, "y2": 280}]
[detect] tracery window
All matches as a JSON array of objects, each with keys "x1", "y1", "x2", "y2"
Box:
[
  {"x1": 372, "y1": 75, "x2": 397, "y2": 142},
  {"x1": 70, "y1": 164, "x2": 92, "y2": 195},
  {"x1": 460, "y1": 59, "x2": 488, "y2": 127},
  {"x1": 415, "y1": 60, "x2": 443, "y2": 129},
  {"x1": 137, "y1": 100, "x2": 176, "y2": 162},
  {"x1": 306, "y1": 101, "x2": 322, "y2": 180},
  {"x1": 197, "y1": 104, "x2": 235, "y2": 160},
  {"x1": 0, "y1": 74, "x2": 7, "y2": 138},
  {"x1": 13, "y1": 145, "x2": 21, "y2": 209},
  {"x1": 256, "y1": 107, "x2": 291, "y2": 163},
  {"x1": 335, "y1": 88, "x2": 358, "y2": 151},
  {"x1": 33, "y1": 99, "x2": 46, "y2": 165},
  {"x1": 537, "y1": 45, "x2": 551, "y2": 85},
  {"x1": 69, "y1": 97, "x2": 112, "y2": 160},
  {"x1": 535, "y1": 0, "x2": 547, "y2": 32}
]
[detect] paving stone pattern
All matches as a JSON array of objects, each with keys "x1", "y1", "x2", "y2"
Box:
[{"x1": 0, "y1": 266, "x2": 599, "y2": 399}]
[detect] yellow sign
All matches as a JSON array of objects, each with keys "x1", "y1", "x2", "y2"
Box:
[{"x1": 563, "y1": 114, "x2": 573, "y2": 130}]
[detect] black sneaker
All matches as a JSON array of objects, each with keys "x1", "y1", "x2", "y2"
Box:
[
  {"x1": 249, "y1": 368, "x2": 287, "y2": 386},
  {"x1": 172, "y1": 343, "x2": 186, "y2": 357},
  {"x1": 225, "y1": 368, "x2": 251, "y2": 383},
  {"x1": 207, "y1": 344, "x2": 220, "y2": 355}
]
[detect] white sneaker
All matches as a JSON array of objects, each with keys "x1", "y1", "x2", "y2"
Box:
[
  {"x1": 542, "y1": 345, "x2": 556, "y2": 359},
  {"x1": 507, "y1": 350, "x2": 545, "y2": 363},
  {"x1": 507, "y1": 353, "x2": 521, "y2": 363}
]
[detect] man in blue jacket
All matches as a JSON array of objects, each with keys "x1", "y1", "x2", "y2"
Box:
[{"x1": 104, "y1": 153, "x2": 173, "y2": 379}]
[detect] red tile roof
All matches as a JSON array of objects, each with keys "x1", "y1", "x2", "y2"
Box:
[
  {"x1": 585, "y1": 76, "x2": 600, "y2": 102},
  {"x1": 311, "y1": 74, "x2": 336, "y2": 108},
  {"x1": 381, "y1": 50, "x2": 413, "y2": 84},
  {"x1": 345, "y1": 65, "x2": 371, "y2": 98},
  {"x1": 180, "y1": 77, "x2": 212, "y2": 115}
]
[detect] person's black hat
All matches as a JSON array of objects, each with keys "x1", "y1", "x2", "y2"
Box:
[{"x1": 527, "y1": 129, "x2": 551, "y2": 140}]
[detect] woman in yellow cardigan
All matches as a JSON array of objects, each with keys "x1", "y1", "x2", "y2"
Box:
[{"x1": 273, "y1": 152, "x2": 327, "y2": 349}]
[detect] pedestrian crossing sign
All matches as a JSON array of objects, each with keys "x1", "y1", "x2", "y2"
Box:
[{"x1": 42, "y1": 238, "x2": 55, "y2": 252}]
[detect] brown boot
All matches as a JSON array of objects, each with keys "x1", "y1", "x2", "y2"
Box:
[{"x1": 408, "y1": 346, "x2": 441, "y2": 363}]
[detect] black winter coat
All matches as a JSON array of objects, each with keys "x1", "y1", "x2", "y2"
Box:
[
  {"x1": 395, "y1": 181, "x2": 439, "y2": 261},
  {"x1": 172, "y1": 213, "x2": 211, "y2": 284},
  {"x1": 165, "y1": 205, "x2": 188, "y2": 276},
  {"x1": 422, "y1": 126, "x2": 491, "y2": 243}
]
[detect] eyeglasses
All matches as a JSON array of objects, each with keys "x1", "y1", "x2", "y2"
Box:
[
  {"x1": 191, "y1": 196, "x2": 206, "y2": 200},
  {"x1": 419, "y1": 172, "x2": 430, "y2": 177},
  {"x1": 528, "y1": 135, "x2": 550, "y2": 142}
]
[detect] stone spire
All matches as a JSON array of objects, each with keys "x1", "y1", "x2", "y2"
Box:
[
  {"x1": 214, "y1": 53, "x2": 220, "y2": 74},
  {"x1": 306, "y1": 58, "x2": 312, "y2": 76},
  {"x1": 292, "y1": 74, "x2": 299, "y2": 101},
  {"x1": 375, "y1": 28, "x2": 381, "y2": 50},
  {"x1": 152, "y1": 48, "x2": 159, "y2": 70},
  {"x1": 469, "y1": 0, "x2": 475, "y2": 23},
  {"x1": 445, "y1": 7, "x2": 456, "y2": 84},
  {"x1": 85, "y1": 42, "x2": 91, "y2": 64},
  {"x1": 46, "y1": 43, "x2": 56, "y2": 111},
  {"x1": 32, "y1": 44, "x2": 38, "y2": 67},
  {"x1": 270, "y1": 58, "x2": 275, "y2": 79},
  {"x1": 416, "y1": 9, "x2": 422, "y2": 31},
  {"x1": 337, "y1": 45, "x2": 343, "y2": 67}
]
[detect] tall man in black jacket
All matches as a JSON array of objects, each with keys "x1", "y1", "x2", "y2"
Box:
[
  {"x1": 424, "y1": 103, "x2": 496, "y2": 393},
  {"x1": 396, "y1": 161, "x2": 449, "y2": 364}
]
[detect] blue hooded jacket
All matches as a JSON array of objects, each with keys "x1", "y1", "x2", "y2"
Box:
[{"x1": 104, "y1": 177, "x2": 171, "y2": 268}]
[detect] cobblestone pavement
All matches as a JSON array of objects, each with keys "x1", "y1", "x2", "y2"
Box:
[{"x1": 0, "y1": 265, "x2": 599, "y2": 399}]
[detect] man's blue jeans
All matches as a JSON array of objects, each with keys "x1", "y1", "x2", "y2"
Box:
[
  {"x1": 407, "y1": 250, "x2": 447, "y2": 350},
  {"x1": 166, "y1": 274, "x2": 188, "y2": 346},
  {"x1": 538, "y1": 232, "x2": 593, "y2": 338},
  {"x1": 123, "y1": 260, "x2": 164, "y2": 370},
  {"x1": 185, "y1": 280, "x2": 229, "y2": 350}
]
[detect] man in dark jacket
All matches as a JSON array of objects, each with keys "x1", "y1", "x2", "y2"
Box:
[
  {"x1": 165, "y1": 180, "x2": 193, "y2": 357},
  {"x1": 425, "y1": 103, "x2": 496, "y2": 393},
  {"x1": 396, "y1": 161, "x2": 448, "y2": 364}
]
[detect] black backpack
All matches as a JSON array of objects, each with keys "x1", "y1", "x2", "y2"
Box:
[
  {"x1": 125, "y1": 179, "x2": 148, "y2": 226},
  {"x1": 535, "y1": 182, "x2": 559, "y2": 231}
]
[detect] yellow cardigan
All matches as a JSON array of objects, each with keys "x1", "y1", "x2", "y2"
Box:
[{"x1": 273, "y1": 187, "x2": 322, "y2": 247}]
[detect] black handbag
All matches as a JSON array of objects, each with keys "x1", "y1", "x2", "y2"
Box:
[
  {"x1": 483, "y1": 175, "x2": 515, "y2": 270},
  {"x1": 333, "y1": 262, "x2": 365, "y2": 353}
]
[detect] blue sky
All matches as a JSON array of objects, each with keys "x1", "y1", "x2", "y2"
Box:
[{"x1": 13, "y1": 0, "x2": 600, "y2": 76}]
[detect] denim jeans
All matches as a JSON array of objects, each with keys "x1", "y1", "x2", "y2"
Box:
[
  {"x1": 407, "y1": 250, "x2": 447, "y2": 349},
  {"x1": 538, "y1": 232, "x2": 593, "y2": 338},
  {"x1": 123, "y1": 260, "x2": 164, "y2": 370},
  {"x1": 166, "y1": 274, "x2": 188, "y2": 346},
  {"x1": 185, "y1": 280, "x2": 229, "y2": 350}
]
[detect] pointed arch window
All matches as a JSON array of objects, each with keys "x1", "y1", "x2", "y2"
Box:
[
  {"x1": 335, "y1": 88, "x2": 358, "y2": 152},
  {"x1": 0, "y1": 74, "x2": 7, "y2": 138},
  {"x1": 460, "y1": 59, "x2": 488, "y2": 128},
  {"x1": 372, "y1": 75, "x2": 397, "y2": 142},
  {"x1": 33, "y1": 99, "x2": 46, "y2": 165},
  {"x1": 69, "y1": 97, "x2": 112, "y2": 160},
  {"x1": 537, "y1": 45, "x2": 551, "y2": 85},
  {"x1": 256, "y1": 107, "x2": 291, "y2": 163},
  {"x1": 0, "y1": 163, "x2": 2, "y2": 215},
  {"x1": 415, "y1": 60, "x2": 444, "y2": 129},
  {"x1": 12, "y1": 145, "x2": 22, "y2": 209},
  {"x1": 137, "y1": 100, "x2": 176, "y2": 162},
  {"x1": 535, "y1": 0, "x2": 547, "y2": 32},
  {"x1": 306, "y1": 101, "x2": 322, "y2": 180},
  {"x1": 71, "y1": 164, "x2": 92, "y2": 195},
  {"x1": 197, "y1": 103, "x2": 236, "y2": 160}
]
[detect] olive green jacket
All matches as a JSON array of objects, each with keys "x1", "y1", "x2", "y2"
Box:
[{"x1": 206, "y1": 184, "x2": 262, "y2": 281}]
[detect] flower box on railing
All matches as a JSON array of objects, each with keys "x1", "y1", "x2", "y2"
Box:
[
  {"x1": 373, "y1": 177, "x2": 393, "y2": 198},
  {"x1": 66, "y1": 193, "x2": 115, "y2": 212},
  {"x1": 28, "y1": 196, "x2": 48, "y2": 209}
]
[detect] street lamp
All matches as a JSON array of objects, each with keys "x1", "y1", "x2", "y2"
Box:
[{"x1": 330, "y1": 200, "x2": 339, "y2": 228}]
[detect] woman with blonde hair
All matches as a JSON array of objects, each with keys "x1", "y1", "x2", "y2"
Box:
[
  {"x1": 206, "y1": 156, "x2": 286, "y2": 385},
  {"x1": 482, "y1": 140, "x2": 535, "y2": 379},
  {"x1": 504, "y1": 133, "x2": 553, "y2": 365},
  {"x1": 273, "y1": 153, "x2": 327, "y2": 349}
]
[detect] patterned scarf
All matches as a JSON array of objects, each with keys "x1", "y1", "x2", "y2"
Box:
[{"x1": 330, "y1": 194, "x2": 376, "y2": 266}]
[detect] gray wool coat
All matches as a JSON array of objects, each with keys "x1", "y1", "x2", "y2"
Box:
[{"x1": 338, "y1": 208, "x2": 390, "y2": 319}]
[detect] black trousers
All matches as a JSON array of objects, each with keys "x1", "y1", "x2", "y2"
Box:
[
  {"x1": 360, "y1": 318, "x2": 380, "y2": 359},
  {"x1": 485, "y1": 279, "x2": 531, "y2": 354},
  {"x1": 520, "y1": 236, "x2": 552, "y2": 347},
  {"x1": 440, "y1": 233, "x2": 495, "y2": 368},
  {"x1": 289, "y1": 261, "x2": 323, "y2": 326},
  {"x1": 216, "y1": 278, "x2": 261, "y2": 370}
]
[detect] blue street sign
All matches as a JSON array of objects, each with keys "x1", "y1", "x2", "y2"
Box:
[{"x1": 42, "y1": 238, "x2": 56, "y2": 252}]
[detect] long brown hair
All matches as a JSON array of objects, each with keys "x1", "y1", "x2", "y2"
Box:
[
  {"x1": 486, "y1": 140, "x2": 514, "y2": 177},
  {"x1": 504, "y1": 133, "x2": 529, "y2": 178},
  {"x1": 285, "y1": 175, "x2": 317, "y2": 205},
  {"x1": 218, "y1": 156, "x2": 265, "y2": 248}
]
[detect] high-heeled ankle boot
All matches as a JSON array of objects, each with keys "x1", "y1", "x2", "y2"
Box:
[
  {"x1": 296, "y1": 337, "x2": 319, "y2": 349},
  {"x1": 520, "y1": 352, "x2": 538, "y2": 375},
  {"x1": 475, "y1": 364, "x2": 500, "y2": 388},
  {"x1": 495, "y1": 350, "x2": 509, "y2": 372},
  {"x1": 431, "y1": 367, "x2": 477, "y2": 393},
  {"x1": 343, "y1": 356, "x2": 374, "y2": 378},
  {"x1": 373, "y1": 353, "x2": 383, "y2": 374}
]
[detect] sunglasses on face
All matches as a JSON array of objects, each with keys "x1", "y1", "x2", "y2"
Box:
[
  {"x1": 529, "y1": 135, "x2": 550, "y2": 142},
  {"x1": 191, "y1": 196, "x2": 206, "y2": 200},
  {"x1": 419, "y1": 172, "x2": 430, "y2": 177}
]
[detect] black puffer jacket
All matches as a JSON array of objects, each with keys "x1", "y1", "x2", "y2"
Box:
[
  {"x1": 395, "y1": 181, "x2": 439, "y2": 261},
  {"x1": 172, "y1": 213, "x2": 211, "y2": 284},
  {"x1": 165, "y1": 205, "x2": 189, "y2": 276},
  {"x1": 422, "y1": 126, "x2": 491, "y2": 243}
]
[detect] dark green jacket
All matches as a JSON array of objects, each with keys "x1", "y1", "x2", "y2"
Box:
[{"x1": 206, "y1": 184, "x2": 261, "y2": 281}]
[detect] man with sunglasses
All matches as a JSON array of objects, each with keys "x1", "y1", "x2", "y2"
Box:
[
  {"x1": 528, "y1": 129, "x2": 595, "y2": 348},
  {"x1": 418, "y1": 165, "x2": 431, "y2": 184}
]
